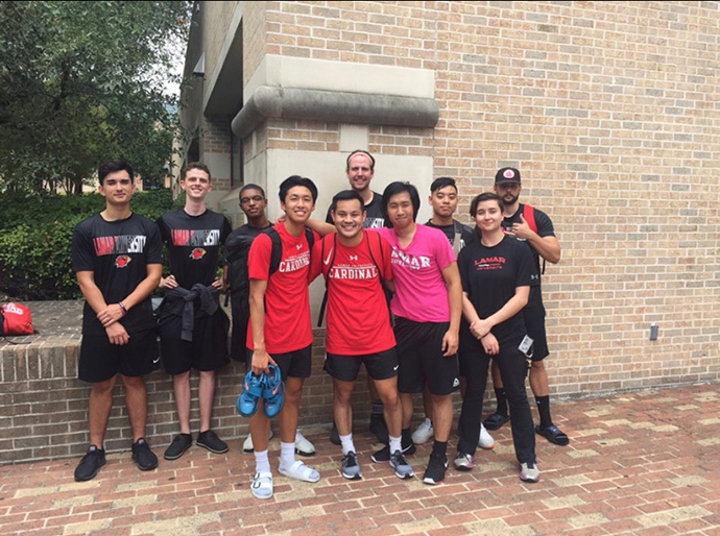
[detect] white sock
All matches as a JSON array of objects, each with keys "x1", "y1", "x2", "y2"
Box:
[
  {"x1": 280, "y1": 441, "x2": 295, "y2": 468},
  {"x1": 389, "y1": 435, "x2": 402, "y2": 454},
  {"x1": 254, "y1": 449, "x2": 270, "y2": 474},
  {"x1": 339, "y1": 433, "x2": 355, "y2": 455}
]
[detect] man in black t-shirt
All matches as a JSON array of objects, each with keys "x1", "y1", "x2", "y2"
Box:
[
  {"x1": 413, "y1": 177, "x2": 495, "y2": 451},
  {"x1": 71, "y1": 160, "x2": 163, "y2": 482},
  {"x1": 324, "y1": 150, "x2": 388, "y2": 444},
  {"x1": 484, "y1": 167, "x2": 569, "y2": 446},
  {"x1": 224, "y1": 184, "x2": 316, "y2": 456},
  {"x1": 156, "y1": 163, "x2": 232, "y2": 461}
]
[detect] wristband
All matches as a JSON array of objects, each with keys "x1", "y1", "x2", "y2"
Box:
[{"x1": 118, "y1": 301, "x2": 128, "y2": 315}]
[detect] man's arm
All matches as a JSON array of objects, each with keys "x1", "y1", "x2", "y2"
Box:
[
  {"x1": 249, "y1": 278, "x2": 275, "y2": 375},
  {"x1": 301, "y1": 218, "x2": 336, "y2": 237},
  {"x1": 511, "y1": 214, "x2": 561, "y2": 264},
  {"x1": 440, "y1": 261, "x2": 462, "y2": 357},
  {"x1": 94, "y1": 264, "x2": 163, "y2": 328}
]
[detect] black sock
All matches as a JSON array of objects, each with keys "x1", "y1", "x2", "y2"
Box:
[
  {"x1": 494, "y1": 388, "x2": 508, "y2": 416},
  {"x1": 371, "y1": 399, "x2": 384, "y2": 415},
  {"x1": 431, "y1": 440, "x2": 447, "y2": 457},
  {"x1": 536, "y1": 395, "x2": 552, "y2": 428}
]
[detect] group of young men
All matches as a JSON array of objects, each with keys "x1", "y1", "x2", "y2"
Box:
[{"x1": 71, "y1": 152, "x2": 567, "y2": 497}]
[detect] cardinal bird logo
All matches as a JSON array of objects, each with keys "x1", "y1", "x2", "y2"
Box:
[
  {"x1": 115, "y1": 255, "x2": 132, "y2": 268},
  {"x1": 190, "y1": 248, "x2": 207, "y2": 260}
]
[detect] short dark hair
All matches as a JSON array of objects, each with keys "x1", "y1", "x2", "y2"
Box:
[
  {"x1": 239, "y1": 183, "x2": 266, "y2": 199},
  {"x1": 430, "y1": 176, "x2": 457, "y2": 193},
  {"x1": 346, "y1": 150, "x2": 375, "y2": 171},
  {"x1": 470, "y1": 192, "x2": 504, "y2": 216},
  {"x1": 98, "y1": 160, "x2": 134, "y2": 184},
  {"x1": 183, "y1": 162, "x2": 211, "y2": 182},
  {"x1": 382, "y1": 181, "x2": 421, "y2": 222},
  {"x1": 279, "y1": 175, "x2": 318, "y2": 203},
  {"x1": 330, "y1": 190, "x2": 365, "y2": 214}
]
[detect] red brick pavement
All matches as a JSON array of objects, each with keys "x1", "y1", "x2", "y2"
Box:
[{"x1": 1, "y1": 383, "x2": 719, "y2": 536}]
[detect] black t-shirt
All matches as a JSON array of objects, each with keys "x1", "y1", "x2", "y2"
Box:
[
  {"x1": 326, "y1": 191, "x2": 385, "y2": 229},
  {"x1": 157, "y1": 209, "x2": 232, "y2": 289},
  {"x1": 72, "y1": 213, "x2": 163, "y2": 334},
  {"x1": 458, "y1": 233, "x2": 537, "y2": 346},
  {"x1": 502, "y1": 203, "x2": 554, "y2": 306},
  {"x1": 426, "y1": 219, "x2": 474, "y2": 252},
  {"x1": 224, "y1": 222, "x2": 273, "y2": 296}
]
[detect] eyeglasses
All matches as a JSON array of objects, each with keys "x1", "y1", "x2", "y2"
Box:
[{"x1": 240, "y1": 195, "x2": 264, "y2": 205}]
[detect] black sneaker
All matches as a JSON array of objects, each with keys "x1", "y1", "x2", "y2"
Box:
[
  {"x1": 329, "y1": 422, "x2": 340, "y2": 446},
  {"x1": 341, "y1": 451, "x2": 362, "y2": 480},
  {"x1": 196, "y1": 430, "x2": 229, "y2": 454},
  {"x1": 371, "y1": 440, "x2": 416, "y2": 463},
  {"x1": 369, "y1": 413, "x2": 389, "y2": 444},
  {"x1": 422, "y1": 452, "x2": 448, "y2": 485},
  {"x1": 132, "y1": 438, "x2": 158, "y2": 471},
  {"x1": 164, "y1": 434, "x2": 192, "y2": 460},
  {"x1": 74, "y1": 445, "x2": 106, "y2": 482}
]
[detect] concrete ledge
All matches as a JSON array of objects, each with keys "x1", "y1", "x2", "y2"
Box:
[{"x1": 231, "y1": 85, "x2": 439, "y2": 139}]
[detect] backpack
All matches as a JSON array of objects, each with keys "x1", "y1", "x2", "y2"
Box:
[
  {"x1": 316, "y1": 230, "x2": 390, "y2": 327},
  {"x1": 1, "y1": 302, "x2": 35, "y2": 343},
  {"x1": 521, "y1": 204, "x2": 546, "y2": 274},
  {"x1": 265, "y1": 226, "x2": 315, "y2": 276}
]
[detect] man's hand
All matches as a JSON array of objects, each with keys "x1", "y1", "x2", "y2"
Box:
[
  {"x1": 211, "y1": 278, "x2": 224, "y2": 291},
  {"x1": 481, "y1": 333, "x2": 499, "y2": 355},
  {"x1": 106, "y1": 322, "x2": 130, "y2": 345},
  {"x1": 97, "y1": 303, "x2": 124, "y2": 327},
  {"x1": 441, "y1": 329, "x2": 459, "y2": 357},
  {"x1": 251, "y1": 348, "x2": 276, "y2": 376},
  {"x1": 159, "y1": 274, "x2": 178, "y2": 289},
  {"x1": 469, "y1": 318, "x2": 492, "y2": 340},
  {"x1": 510, "y1": 214, "x2": 535, "y2": 240}
]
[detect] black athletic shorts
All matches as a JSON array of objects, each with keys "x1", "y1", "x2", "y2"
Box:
[
  {"x1": 324, "y1": 347, "x2": 399, "y2": 382},
  {"x1": 394, "y1": 317, "x2": 459, "y2": 396},
  {"x1": 245, "y1": 344, "x2": 312, "y2": 380},
  {"x1": 79, "y1": 328, "x2": 159, "y2": 383},
  {"x1": 230, "y1": 292, "x2": 250, "y2": 363},
  {"x1": 159, "y1": 306, "x2": 230, "y2": 375},
  {"x1": 524, "y1": 302, "x2": 549, "y2": 362}
]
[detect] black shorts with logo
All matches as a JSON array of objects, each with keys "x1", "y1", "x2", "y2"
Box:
[
  {"x1": 230, "y1": 291, "x2": 250, "y2": 363},
  {"x1": 524, "y1": 302, "x2": 549, "y2": 362},
  {"x1": 79, "y1": 328, "x2": 159, "y2": 383},
  {"x1": 245, "y1": 344, "x2": 312, "y2": 380},
  {"x1": 324, "y1": 347, "x2": 399, "y2": 382},
  {"x1": 394, "y1": 317, "x2": 459, "y2": 396}
]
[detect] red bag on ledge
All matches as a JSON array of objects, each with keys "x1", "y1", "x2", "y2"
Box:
[{"x1": 0, "y1": 302, "x2": 35, "y2": 336}]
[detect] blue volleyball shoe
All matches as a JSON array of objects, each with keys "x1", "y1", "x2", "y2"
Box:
[
  {"x1": 237, "y1": 372, "x2": 265, "y2": 418},
  {"x1": 262, "y1": 364, "x2": 285, "y2": 418}
]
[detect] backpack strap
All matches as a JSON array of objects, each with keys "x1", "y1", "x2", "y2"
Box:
[
  {"x1": 265, "y1": 228, "x2": 282, "y2": 276},
  {"x1": 317, "y1": 234, "x2": 338, "y2": 327},
  {"x1": 365, "y1": 231, "x2": 393, "y2": 326},
  {"x1": 452, "y1": 220, "x2": 464, "y2": 257},
  {"x1": 522, "y1": 204, "x2": 546, "y2": 274}
]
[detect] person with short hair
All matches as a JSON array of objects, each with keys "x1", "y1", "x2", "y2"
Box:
[
  {"x1": 156, "y1": 162, "x2": 232, "y2": 461},
  {"x1": 224, "y1": 184, "x2": 315, "y2": 456},
  {"x1": 455, "y1": 192, "x2": 539, "y2": 482},
  {"x1": 484, "y1": 167, "x2": 568, "y2": 446},
  {"x1": 246, "y1": 175, "x2": 321, "y2": 500},
  {"x1": 71, "y1": 160, "x2": 163, "y2": 481},
  {"x1": 311, "y1": 190, "x2": 412, "y2": 480}
]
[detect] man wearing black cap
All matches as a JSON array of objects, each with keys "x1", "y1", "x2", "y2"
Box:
[{"x1": 484, "y1": 167, "x2": 569, "y2": 446}]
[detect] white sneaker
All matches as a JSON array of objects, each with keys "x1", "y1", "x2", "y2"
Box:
[
  {"x1": 295, "y1": 432, "x2": 316, "y2": 456},
  {"x1": 411, "y1": 417, "x2": 434, "y2": 444},
  {"x1": 520, "y1": 462, "x2": 540, "y2": 483},
  {"x1": 478, "y1": 424, "x2": 495, "y2": 450},
  {"x1": 242, "y1": 429, "x2": 274, "y2": 453}
]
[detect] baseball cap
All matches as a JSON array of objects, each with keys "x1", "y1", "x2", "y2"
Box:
[{"x1": 494, "y1": 167, "x2": 521, "y2": 185}]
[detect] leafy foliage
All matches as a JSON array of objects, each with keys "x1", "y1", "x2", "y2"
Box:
[
  {"x1": 0, "y1": 189, "x2": 183, "y2": 300},
  {"x1": 0, "y1": 1, "x2": 190, "y2": 194}
]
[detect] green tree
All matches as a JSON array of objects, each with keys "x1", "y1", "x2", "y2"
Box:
[{"x1": 0, "y1": 1, "x2": 190, "y2": 194}]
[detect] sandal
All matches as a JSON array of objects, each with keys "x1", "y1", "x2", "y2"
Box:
[
  {"x1": 483, "y1": 413, "x2": 510, "y2": 431},
  {"x1": 278, "y1": 460, "x2": 321, "y2": 483},
  {"x1": 535, "y1": 424, "x2": 569, "y2": 446},
  {"x1": 251, "y1": 471, "x2": 273, "y2": 500}
]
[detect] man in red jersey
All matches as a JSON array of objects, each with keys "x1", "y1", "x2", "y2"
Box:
[
  {"x1": 245, "y1": 175, "x2": 320, "y2": 500},
  {"x1": 310, "y1": 190, "x2": 413, "y2": 481}
]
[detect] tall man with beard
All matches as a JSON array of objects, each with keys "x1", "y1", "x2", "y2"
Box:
[
  {"x1": 483, "y1": 167, "x2": 568, "y2": 446},
  {"x1": 157, "y1": 163, "x2": 232, "y2": 461},
  {"x1": 71, "y1": 160, "x2": 163, "y2": 481}
]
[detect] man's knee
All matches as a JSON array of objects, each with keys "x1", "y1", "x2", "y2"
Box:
[
  {"x1": 91, "y1": 376, "x2": 117, "y2": 394},
  {"x1": 120, "y1": 374, "x2": 146, "y2": 390}
]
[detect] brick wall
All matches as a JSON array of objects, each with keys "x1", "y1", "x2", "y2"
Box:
[{"x1": 250, "y1": 1, "x2": 720, "y2": 393}]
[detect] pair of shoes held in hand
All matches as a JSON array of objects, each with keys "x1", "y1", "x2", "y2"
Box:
[{"x1": 237, "y1": 364, "x2": 285, "y2": 418}]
